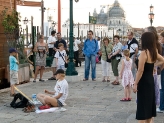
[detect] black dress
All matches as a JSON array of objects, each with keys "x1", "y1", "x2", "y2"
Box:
[{"x1": 135, "y1": 59, "x2": 156, "y2": 120}]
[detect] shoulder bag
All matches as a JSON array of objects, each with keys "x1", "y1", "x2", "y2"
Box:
[
  {"x1": 58, "y1": 51, "x2": 68, "y2": 68},
  {"x1": 104, "y1": 46, "x2": 111, "y2": 63}
]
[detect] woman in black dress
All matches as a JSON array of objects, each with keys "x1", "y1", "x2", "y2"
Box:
[{"x1": 133, "y1": 32, "x2": 164, "y2": 123}]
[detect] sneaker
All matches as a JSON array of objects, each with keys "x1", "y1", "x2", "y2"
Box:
[
  {"x1": 156, "y1": 107, "x2": 164, "y2": 113},
  {"x1": 48, "y1": 77, "x2": 56, "y2": 80},
  {"x1": 33, "y1": 80, "x2": 36, "y2": 83}
]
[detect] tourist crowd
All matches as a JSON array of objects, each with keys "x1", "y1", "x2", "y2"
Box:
[{"x1": 9, "y1": 26, "x2": 164, "y2": 123}]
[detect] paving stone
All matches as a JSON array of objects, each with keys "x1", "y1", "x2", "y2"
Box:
[{"x1": 0, "y1": 63, "x2": 163, "y2": 122}]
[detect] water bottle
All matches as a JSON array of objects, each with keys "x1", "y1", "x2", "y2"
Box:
[{"x1": 32, "y1": 94, "x2": 37, "y2": 102}]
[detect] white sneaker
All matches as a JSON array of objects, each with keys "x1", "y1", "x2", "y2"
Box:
[{"x1": 156, "y1": 107, "x2": 164, "y2": 113}]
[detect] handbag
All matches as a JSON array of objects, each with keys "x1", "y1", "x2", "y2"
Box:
[
  {"x1": 58, "y1": 51, "x2": 68, "y2": 68},
  {"x1": 104, "y1": 46, "x2": 111, "y2": 63},
  {"x1": 96, "y1": 56, "x2": 99, "y2": 63}
]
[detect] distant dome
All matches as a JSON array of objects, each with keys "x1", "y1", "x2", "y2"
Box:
[
  {"x1": 98, "y1": 8, "x2": 107, "y2": 18},
  {"x1": 109, "y1": 0, "x2": 125, "y2": 18}
]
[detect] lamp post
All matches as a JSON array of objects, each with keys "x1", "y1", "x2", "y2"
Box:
[
  {"x1": 65, "y1": 19, "x2": 69, "y2": 42},
  {"x1": 52, "y1": 21, "x2": 56, "y2": 31},
  {"x1": 149, "y1": 4, "x2": 154, "y2": 26},
  {"x1": 66, "y1": 0, "x2": 79, "y2": 76}
]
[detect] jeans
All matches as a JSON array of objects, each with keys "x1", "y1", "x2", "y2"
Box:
[
  {"x1": 84, "y1": 55, "x2": 96, "y2": 79},
  {"x1": 159, "y1": 70, "x2": 164, "y2": 110}
]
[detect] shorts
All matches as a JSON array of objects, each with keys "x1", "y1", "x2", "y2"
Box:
[
  {"x1": 57, "y1": 100, "x2": 63, "y2": 107},
  {"x1": 57, "y1": 65, "x2": 65, "y2": 70},
  {"x1": 51, "y1": 58, "x2": 56, "y2": 67},
  {"x1": 10, "y1": 71, "x2": 19, "y2": 85}
]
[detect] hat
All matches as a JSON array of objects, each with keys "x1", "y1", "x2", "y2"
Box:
[
  {"x1": 54, "y1": 69, "x2": 65, "y2": 75},
  {"x1": 9, "y1": 48, "x2": 17, "y2": 53}
]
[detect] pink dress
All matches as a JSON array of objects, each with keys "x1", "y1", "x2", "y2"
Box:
[{"x1": 122, "y1": 59, "x2": 134, "y2": 88}]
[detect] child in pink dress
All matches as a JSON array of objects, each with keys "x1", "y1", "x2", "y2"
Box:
[{"x1": 120, "y1": 49, "x2": 134, "y2": 101}]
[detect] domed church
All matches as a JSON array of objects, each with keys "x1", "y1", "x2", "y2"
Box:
[{"x1": 93, "y1": 0, "x2": 132, "y2": 37}]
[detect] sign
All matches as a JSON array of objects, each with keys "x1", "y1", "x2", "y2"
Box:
[{"x1": 89, "y1": 16, "x2": 97, "y2": 24}]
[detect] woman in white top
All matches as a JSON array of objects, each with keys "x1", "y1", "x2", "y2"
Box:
[
  {"x1": 73, "y1": 37, "x2": 81, "y2": 67},
  {"x1": 47, "y1": 31, "x2": 57, "y2": 57}
]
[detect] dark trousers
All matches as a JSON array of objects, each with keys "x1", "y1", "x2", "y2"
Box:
[
  {"x1": 74, "y1": 50, "x2": 80, "y2": 67},
  {"x1": 49, "y1": 48, "x2": 54, "y2": 57},
  {"x1": 159, "y1": 70, "x2": 164, "y2": 110}
]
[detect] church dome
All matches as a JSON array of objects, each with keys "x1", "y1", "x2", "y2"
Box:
[
  {"x1": 109, "y1": 0, "x2": 125, "y2": 18},
  {"x1": 98, "y1": 8, "x2": 107, "y2": 18}
]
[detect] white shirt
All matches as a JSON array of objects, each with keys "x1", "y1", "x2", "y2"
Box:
[
  {"x1": 128, "y1": 39, "x2": 138, "y2": 53},
  {"x1": 53, "y1": 79, "x2": 68, "y2": 104},
  {"x1": 55, "y1": 50, "x2": 67, "y2": 65},
  {"x1": 97, "y1": 40, "x2": 101, "y2": 50},
  {"x1": 47, "y1": 36, "x2": 57, "y2": 48},
  {"x1": 112, "y1": 42, "x2": 122, "y2": 60},
  {"x1": 72, "y1": 39, "x2": 81, "y2": 51}
]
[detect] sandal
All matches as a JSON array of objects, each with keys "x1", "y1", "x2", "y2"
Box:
[
  {"x1": 120, "y1": 98, "x2": 129, "y2": 101},
  {"x1": 112, "y1": 81, "x2": 120, "y2": 85},
  {"x1": 128, "y1": 98, "x2": 132, "y2": 101},
  {"x1": 111, "y1": 80, "x2": 116, "y2": 84},
  {"x1": 24, "y1": 106, "x2": 35, "y2": 113},
  {"x1": 102, "y1": 79, "x2": 106, "y2": 82},
  {"x1": 83, "y1": 78, "x2": 88, "y2": 81},
  {"x1": 39, "y1": 79, "x2": 45, "y2": 82}
]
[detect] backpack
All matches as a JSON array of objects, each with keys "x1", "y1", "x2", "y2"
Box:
[
  {"x1": 10, "y1": 93, "x2": 29, "y2": 108},
  {"x1": 127, "y1": 38, "x2": 139, "y2": 57},
  {"x1": 83, "y1": 39, "x2": 97, "y2": 57}
]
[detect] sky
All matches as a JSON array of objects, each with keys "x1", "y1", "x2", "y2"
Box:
[{"x1": 17, "y1": 0, "x2": 164, "y2": 29}]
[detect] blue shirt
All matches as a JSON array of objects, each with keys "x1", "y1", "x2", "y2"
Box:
[
  {"x1": 83, "y1": 39, "x2": 99, "y2": 57},
  {"x1": 122, "y1": 45, "x2": 128, "y2": 51},
  {"x1": 9, "y1": 56, "x2": 18, "y2": 71}
]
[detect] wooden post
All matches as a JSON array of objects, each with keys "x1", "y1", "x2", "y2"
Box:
[
  {"x1": 41, "y1": 0, "x2": 44, "y2": 35},
  {"x1": 58, "y1": 0, "x2": 61, "y2": 32}
]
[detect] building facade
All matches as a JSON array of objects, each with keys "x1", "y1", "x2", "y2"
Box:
[
  {"x1": 93, "y1": 0, "x2": 132, "y2": 37},
  {"x1": 61, "y1": 23, "x2": 116, "y2": 40}
]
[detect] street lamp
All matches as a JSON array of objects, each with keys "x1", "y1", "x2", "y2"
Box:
[
  {"x1": 66, "y1": 0, "x2": 79, "y2": 76},
  {"x1": 149, "y1": 4, "x2": 154, "y2": 26},
  {"x1": 23, "y1": 17, "x2": 29, "y2": 25},
  {"x1": 52, "y1": 21, "x2": 56, "y2": 27}
]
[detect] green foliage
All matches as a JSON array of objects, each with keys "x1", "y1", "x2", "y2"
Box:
[{"x1": 1, "y1": 8, "x2": 21, "y2": 33}]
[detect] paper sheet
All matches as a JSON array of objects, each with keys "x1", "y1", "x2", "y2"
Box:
[{"x1": 35, "y1": 107, "x2": 67, "y2": 114}]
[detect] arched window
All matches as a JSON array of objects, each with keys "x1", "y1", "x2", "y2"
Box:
[
  {"x1": 110, "y1": 21, "x2": 112, "y2": 24},
  {"x1": 119, "y1": 20, "x2": 121, "y2": 24}
]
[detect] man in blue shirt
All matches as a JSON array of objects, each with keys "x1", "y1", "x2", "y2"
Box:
[{"x1": 83, "y1": 30, "x2": 99, "y2": 81}]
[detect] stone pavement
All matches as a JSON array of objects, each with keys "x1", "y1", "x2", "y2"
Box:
[{"x1": 0, "y1": 62, "x2": 164, "y2": 123}]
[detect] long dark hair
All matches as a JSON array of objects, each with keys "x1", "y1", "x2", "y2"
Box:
[
  {"x1": 147, "y1": 26, "x2": 162, "y2": 55},
  {"x1": 161, "y1": 31, "x2": 164, "y2": 37},
  {"x1": 141, "y1": 32, "x2": 157, "y2": 62}
]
